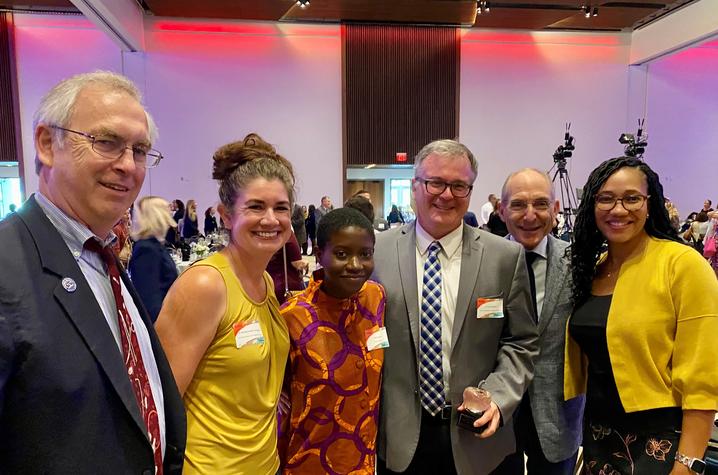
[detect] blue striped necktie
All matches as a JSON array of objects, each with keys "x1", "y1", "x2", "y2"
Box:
[{"x1": 419, "y1": 241, "x2": 445, "y2": 415}]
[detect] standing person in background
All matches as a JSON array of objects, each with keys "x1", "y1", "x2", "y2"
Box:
[
  {"x1": 315, "y1": 195, "x2": 333, "y2": 229},
  {"x1": 480, "y1": 193, "x2": 498, "y2": 227},
  {"x1": 487, "y1": 199, "x2": 508, "y2": 236},
  {"x1": 566, "y1": 156, "x2": 718, "y2": 475},
  {"x1": 306, "y1": 204, "x2": 317, "y2": 255},
  {"x1": 203, "y1": 206, "x2": 218, "y2": 236},
  {"x1": 266, "y1": 232, "x2": 307, "y2": 306},
  {"x1": 182, "y1": 199, "x2": 199, "y2": 239},
  {"x1": 166, "y1": 199, "x2": 184, "y2": 246},
  {"x1": 0, "y1": 70, "x2": 185, "y2": 474},
  {"x1": 492, "y1": 169, "x2": 584, "y2": 475},
  {"x1": 156, "y1": 133, "x2": 293, "y2": 474},
  {"x1": 387, "y1": 204, "x2": 404, "y2": 226},
  {"x1": 292, "y1": 203, "x2": 308, "y2": 255},
  {"x1": 129, "y1": 196, "x2": 179, "y2": 323}
]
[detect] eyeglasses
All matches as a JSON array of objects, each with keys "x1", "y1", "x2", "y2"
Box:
[
  {"x1": 508, "y1": 199, "x2": 552, "y2": 213},
  {"x1": 594, "y1": 193, "x2": 649, "y2": 211},
  {"x1": 415, "y1": 177, "x2": 473, "y2": 198},
  {"x1": 50, "y1": 126, "x2": 163, "y2": 169}
]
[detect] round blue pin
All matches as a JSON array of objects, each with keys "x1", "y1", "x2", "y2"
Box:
[{"x1": 62, "y1": 277, "x2": 77, "y2": 293}]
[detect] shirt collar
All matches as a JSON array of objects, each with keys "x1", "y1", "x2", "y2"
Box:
[
  {"x1": 508, "y1": 233, "x2": 548, "y2": 259},
  {"x1": 416, "y1": 220, "x2": 464, "y2": 259},
  {"x1": 35, "y1": 191, "x2": 116, "y2": 260}
]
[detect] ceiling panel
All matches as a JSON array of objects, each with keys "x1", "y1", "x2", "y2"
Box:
[{"x1": 1, "y1": 0, "x2": 696, "y2": 32}]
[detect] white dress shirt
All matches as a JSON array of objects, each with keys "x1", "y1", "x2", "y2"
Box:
[{"x1": 415, "y1": 221, "x2": 463, "y2": 396}]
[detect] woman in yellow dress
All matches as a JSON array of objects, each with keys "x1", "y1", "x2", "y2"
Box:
[{"x1": 156, "y1": 133, "x2": 293, "y2": 474}]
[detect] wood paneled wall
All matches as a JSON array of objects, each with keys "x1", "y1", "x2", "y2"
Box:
[
  {"x1": 343, "y1": 24, "x2": 459, "y2": 167},
  {"x1": 0, "y1": 13, "x2": 23, "y2": 165}
]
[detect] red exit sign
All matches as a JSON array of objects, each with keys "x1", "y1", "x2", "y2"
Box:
[{"x1": 396, "y1": 152, "x2": 407, "y2": 162}]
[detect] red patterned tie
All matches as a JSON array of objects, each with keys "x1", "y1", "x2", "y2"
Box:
[{"x1": 85, "y1": 239, "x2": 163, "y2": 474}]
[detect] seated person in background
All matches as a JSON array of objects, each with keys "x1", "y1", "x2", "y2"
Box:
[
  {"x1": 280, "y1": 208, "x2": 386, "y2": 475},
  {"x1": 267, "y1": 232, "x2": 308, "y2": 306},
  {"x1": 463, "y1": 211, "x2": 479, "y2": 227},
  {"x1": 203, "y1": 206, "x2": 218, "y2": 236},
  {"x1": 129, "y1": 196, "x2": 179, "y2": 323}
]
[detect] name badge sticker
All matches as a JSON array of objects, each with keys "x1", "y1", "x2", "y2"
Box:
[
  {"x1": 233, "y1": 320, "x2": 265, "y2": 349},
  {"x1": 365, "y1": 326, "x2": 390, "y2": 351},
  {"x1": 476, "y1": 298, "x2": 504, "y2": 319}
]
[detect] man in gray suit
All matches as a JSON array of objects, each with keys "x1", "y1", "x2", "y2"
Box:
[
  {"x1": 373, "y1": 139, "x2": 539, "y2": 475},
  {"x1": 493, "y1": 168, "x2": 584, "y2": 474}
]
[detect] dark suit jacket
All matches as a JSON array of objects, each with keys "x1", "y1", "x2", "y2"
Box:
[
  {"x1": 129, "y1": 237, "x2": 179, "y2": 323},
  {"x1": 372, "y1": 223, "x2": 539, "y2": 474},
  {"x1": 0, "y1": 196, "x2": 186, "y2": 474}
]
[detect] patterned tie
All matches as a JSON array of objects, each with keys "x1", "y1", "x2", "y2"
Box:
[
  {"x1": 419, "y1": 241, "x2": 445, "y2": 416},
  {"x1": 85, "y1": 239, "x2": 163, "y2": 475},
  {"x1": 525, "y1": 251, "x2": 539, "y2": 323}
]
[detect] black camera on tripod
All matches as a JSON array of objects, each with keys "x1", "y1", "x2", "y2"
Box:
[
  {"x1": 619, "y1": 119, "x2": 648, "y2": 158},
  {"x1": 553, "y1": 123, "x2": 575, "y2": 167}
]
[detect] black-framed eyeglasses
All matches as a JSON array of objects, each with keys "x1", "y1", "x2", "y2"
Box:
[
  {"x1": 594, "y1": 193, "x2": 650, "y2": 211},
  {"x1": 50, "y1": 125, "x2": 163, "y2": 169},
  {"x1": 415, "y1": 177, "x2": 473, "y2": 198}
]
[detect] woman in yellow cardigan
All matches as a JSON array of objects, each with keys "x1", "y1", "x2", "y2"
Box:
[{"x1": 566, "y1": 156, "x2": 718, "y2": 475}]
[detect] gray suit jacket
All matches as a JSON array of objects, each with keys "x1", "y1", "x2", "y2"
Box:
[
  {"x1": 526, "y1": 235, "x2": 584, "y2": 462},
  {"x1": 372, "y1": 222, "x2": 539, "y2": 474}
]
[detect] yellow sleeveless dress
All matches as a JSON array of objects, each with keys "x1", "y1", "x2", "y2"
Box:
[{"x1": 183, "y1": 252, "x2": 289, "y2": 474}]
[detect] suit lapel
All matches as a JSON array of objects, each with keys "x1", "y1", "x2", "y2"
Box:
[
  {"x1": 450, "y1": 225, "x2": 483, "y2": 352},
  {"x1": 398, "y1": 223, "x2": 420, "y2": 351},
  {"x1": 20, "y1": 197, "x2": 148, "y2": 439},
  {"x1": 537, "y1": 236, "x2": 568, "y2": 335}
]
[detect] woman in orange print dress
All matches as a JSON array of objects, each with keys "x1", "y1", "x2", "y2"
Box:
[{"x1": 280, "y1": 208, "x2": 386, "y2": 475}]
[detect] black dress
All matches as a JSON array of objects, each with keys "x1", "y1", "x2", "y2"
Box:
[{"x1": 570, "y1": 295, "x2": 681, "y2": 475}]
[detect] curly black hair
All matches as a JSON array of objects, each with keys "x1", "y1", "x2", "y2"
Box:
[{"x1": 570, "y1": 156, "x2": 680, "y2": 308}]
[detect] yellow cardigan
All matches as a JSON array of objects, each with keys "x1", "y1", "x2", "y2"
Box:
[{"x1": 564, "y1": 237, "x2": 718, "y2": 412}]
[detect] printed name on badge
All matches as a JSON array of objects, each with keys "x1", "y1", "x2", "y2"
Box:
[
  {"x1": 233, "y1": 320, "x2": 265, "y2": 349},
  {"x1": 365, "y1": 325, "x2": 390, "y2": 351},
  {"x1": 476, "y1": 298, "x2": 504, "y2": 319}
]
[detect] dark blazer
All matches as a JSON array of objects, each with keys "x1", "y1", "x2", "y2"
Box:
[
  {"x1": 203, "y1": 215, "x2": 218, "y2": 236},
  {"x1": 0, "y1": 196, "x2": 186, "y2": 474},
  {"x1": 129, "y1": 237, "x2": 179, "y2": 323},
  {"x1": 372, "y1": 222, "x2": 539, "y2": 474},
  {"x1": 181, "y1": 215, "x2": 199, "y2": 239}
]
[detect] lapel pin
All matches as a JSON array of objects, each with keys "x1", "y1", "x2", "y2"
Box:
[{"x1": 61, "y1": 277, "x2": 77, "y2": 293}]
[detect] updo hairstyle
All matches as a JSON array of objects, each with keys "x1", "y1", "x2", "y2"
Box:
[{"x1": 212, "y1": 133, "x2": 295, "y2": 212}]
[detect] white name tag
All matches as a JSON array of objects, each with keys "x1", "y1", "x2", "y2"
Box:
[
  {"x1": 476, "y1": 298, "x2": 504, "y2": 319},
  {"x1": 366, "y1": 326, "x2": 390, "y2": 351},
  {"x1": 233, "y1": 321, "x2": 265, "y2": 348}
]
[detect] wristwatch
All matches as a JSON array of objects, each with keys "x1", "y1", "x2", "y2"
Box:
[{"x1": 675, "y1": 452, "x2": 706, "y2": 474}]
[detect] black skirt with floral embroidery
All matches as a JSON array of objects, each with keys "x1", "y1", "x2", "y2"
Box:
[{"x1": 582, "y1": 417, "x2": 681, "y2": 475}]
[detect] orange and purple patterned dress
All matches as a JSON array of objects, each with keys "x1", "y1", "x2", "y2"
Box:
[{"x1": 280, "y1": 274, "x2": 386, "y2": 475}]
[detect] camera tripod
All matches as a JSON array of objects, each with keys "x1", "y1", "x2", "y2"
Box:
[{"x1": 550, "y1": 159, "x2": 579, "y2": 240}]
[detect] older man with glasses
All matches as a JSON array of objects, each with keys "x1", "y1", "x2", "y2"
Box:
[
  {"x1": 0, "y1": 71, "x2": 185, "y2": 474},
  {"x1": 372, "y1": 139, "x2": 538, "y2": 475},
  {"x1": 491, "y1": 168, "x2": 584, "y2": 475}
]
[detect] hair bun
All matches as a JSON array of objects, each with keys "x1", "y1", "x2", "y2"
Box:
[{"x1": 212, "y1": 133, "x2": 280, "y2": 180}]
